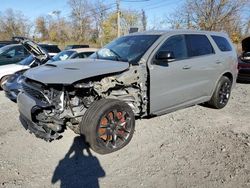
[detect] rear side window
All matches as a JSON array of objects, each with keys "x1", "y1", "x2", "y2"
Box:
[
  {"x1": 76, "y1": 52, "x2": 94, "y2": 58},
  {"x1": 6, "y1": 46, "x2": 25, "y2": 57},
  {"x1": 40, "y1": 45, "x2": 61, "y2": 53},
  {"x1": 211, "y1": 35, "x2": 232, "y2": 52},
  {"x1": 185, "y1": 35, "x2": 214, "y2": 57}
]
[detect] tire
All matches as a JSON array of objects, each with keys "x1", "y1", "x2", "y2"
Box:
[
  {"x1": 80, "y1": 99, "x2": 135, "y2": 154},
  {"x1": 0, "y1": 75, "x2": 10, "y2": 88},
  {"x1": 208, "y1": 76, "x2": 232, "y2": 109}
]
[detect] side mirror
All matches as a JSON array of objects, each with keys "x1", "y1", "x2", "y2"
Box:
[{"x1": 155, "y1": 51, "x2": 175, "y2": 62}]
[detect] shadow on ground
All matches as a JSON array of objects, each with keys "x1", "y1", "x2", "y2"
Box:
[{"x1": 52, "y1": 136, "x2": 105, "y2": 188}]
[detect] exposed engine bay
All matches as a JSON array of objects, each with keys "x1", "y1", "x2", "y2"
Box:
[{"x1": 22, "y1": 65, "x2": 148, "y2": 140}]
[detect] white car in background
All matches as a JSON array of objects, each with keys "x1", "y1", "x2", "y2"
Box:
[
  {"x1": 0, "y1": 37, "x2": 97, "y2": 87},
  {"x1": 38, "y1": 44, "x2": 61, "y2": 57},
  {"x1": 48, "y1": 47, "x2": 98, "y2": 62},
  {"x1": 0, "y1": 37, "x2": 50, "y2": 87},
  {"x1": 0, "y1": 56, "x2": 36, "y2": 86}
]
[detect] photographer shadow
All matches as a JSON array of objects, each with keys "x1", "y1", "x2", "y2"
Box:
[{"x1": 52, "y1": 136, "x2": 105, "y2": 188}]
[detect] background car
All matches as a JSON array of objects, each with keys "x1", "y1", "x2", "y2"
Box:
[
  {"x1": 0, "y1": 42, "x2": 60, "y2": 67},
  {"x1": 48, "y1": 47, "x2": 98, "y2": 62},
  {"x1": 38, "y1": 44, "x2": 61, "y2": 57},
  {"x1": 238, "y1": 58, "x2": 250, "y2": 81},
  {"x1": 1, "y1": 56, "x2": 43, "y2": 100},
  {"x1": 0, "y1": 40, "x2": 18, "y2": 48},
  {"x1": 0, "y1": 55, "x2": 35, "y2": 86},
  {"x1": 0, "y1": 44, "x2": 30, "y2": 66},
  {"x1": 0, "y1": 37, "x2": 50, "y2": 87},
  {"x1": 64, "y1": 44, "x2": 90, "y2": 50},
  {"x1": 3, "y1": 47, "x2": 98, "y2": 102},
  {"x1": 238, "y1": 36, "x2": 250, "y2": 82}
]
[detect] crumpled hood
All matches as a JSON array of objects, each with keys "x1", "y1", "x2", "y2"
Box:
[{"x1": 24, "y1": 58, "x2": 129, "y2": 84}]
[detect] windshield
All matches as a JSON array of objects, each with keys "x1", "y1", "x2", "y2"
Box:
[
  {"x1": 52, "y1": 50, "x2": 75, "y2": 61},
  {"x1": 18, "y1": 55, "x2": 35, "y2": 65},
  {"x1": 90, "y1": 35, "x2": 160, "y2": 64},
  {"x1": 0, "y1": 45, "x2": 12, "y2": 55}
]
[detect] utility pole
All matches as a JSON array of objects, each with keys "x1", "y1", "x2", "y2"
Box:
[
  {"x1": 116, "y1": 0, "x2": 121, "y2": 37},
  {"x1": 187, "y1": 12, "x2": 191, "y2": 29}
]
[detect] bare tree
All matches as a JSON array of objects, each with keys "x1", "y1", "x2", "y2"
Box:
[
  {"x1": 120, "y1": 9, "x2": 142, "y2": 34},
  {"x1": 67, "y1": 0, "x2": 93, "y2": 42},
  {"x1": 0, "y1": 9, "x2": 31, "y2": 40},
  {"x1": 185, "y1": 0, "x2": 248, "y2": 30},
  {"x1": 91, "y1": 0, "x2": 108, "y2": 45},
  {"x1": 165, "y1": 0, "x2": 249, "y2": 42},
  {"x1": 35, "y1": 16, "x2": 49, "y2": 41}
]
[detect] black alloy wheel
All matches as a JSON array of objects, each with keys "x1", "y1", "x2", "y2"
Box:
[
  {"x1": 208, "y1": 76, "x2": 232, "y2": 109},
  {"x1": 81, "y1": 99, "x2": 135, "y2": 154},
  {"x1": 218, "y1": 81, "x2": 231, "y2": 106}
]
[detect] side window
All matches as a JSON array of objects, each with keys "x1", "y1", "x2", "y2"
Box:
[
  {"x1": 78, "y1": 53, "x2": 87, "y2": 58},
  {"x1": 76, "y1": 52, "x2": 94, "y2": 59},
  {"x1": 211, "y1": 35, "x2": 232, "y2": 52},
  {"x1": 6, "y1": 46, "x2": 25, "y2": 57},
  {"x1": 83, "y1": 52, "x2": 94, "y2": 57},
  {"x1": 73, "y1": 54, "x2": 79, "y2": 59},
  {"x1": 159, "y1": 35, "x2": 187, "y2": 60},
  {"x1": 6, "y1": 48, "x2": 16, "y2": 57},
  {"x1": 15, "y1": 46, "x2": 25, "y2": 56},
  {"x1": 186, "y1": 35, "x2": 214, "y2": 57}
]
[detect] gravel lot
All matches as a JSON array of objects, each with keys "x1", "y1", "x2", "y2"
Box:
[{"x1": 0, "y1": 83, "x2": 250, "y2": 188}]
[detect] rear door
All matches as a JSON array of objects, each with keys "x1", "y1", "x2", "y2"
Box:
[{"x1": 184, "y1": 34, "x2": 219, "y2": 94}]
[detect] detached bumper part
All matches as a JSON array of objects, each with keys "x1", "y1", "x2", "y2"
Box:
[
  {"x1": 17, "y1": 92, "x2": 62, "y2": 141},
  {"x1": 19, "y1": 114, "x2": 61, "y2": 141}
]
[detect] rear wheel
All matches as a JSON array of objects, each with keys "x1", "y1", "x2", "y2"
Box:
[
  {"x1": 208, "y1": 76, "x2": 232, "y2": 109},
  {"x1": 80, "y1": 99, "x2": 135, "y2": 154}
]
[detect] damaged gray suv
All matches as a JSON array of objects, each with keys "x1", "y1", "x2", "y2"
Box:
[{"x1": 17, "y1": 30, "x2": 238, "y2": 154}]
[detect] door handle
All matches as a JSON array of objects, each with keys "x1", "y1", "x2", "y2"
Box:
[
  {"x1": 182, "y1": 65, "x2": 191, "y2": 70},
  {"x1": 216, "y1": 61, "x2": 222, "y2": 64}
]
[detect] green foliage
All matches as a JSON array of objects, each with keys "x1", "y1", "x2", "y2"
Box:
[{"x1": 102, "y1": 10, "x2": 142, "y2": 44}]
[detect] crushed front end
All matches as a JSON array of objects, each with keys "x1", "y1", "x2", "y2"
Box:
[
  {"x1": 18, "y1": 78, "x2": 96, "y2": 141},
  {"x1": 17, "y1": 66, "x2": 148, "y2": 141}
]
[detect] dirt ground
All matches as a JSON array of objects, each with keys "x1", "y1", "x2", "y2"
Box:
[{"x1": 0, "y1": 82, "x2": 250, "y2": 188}]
